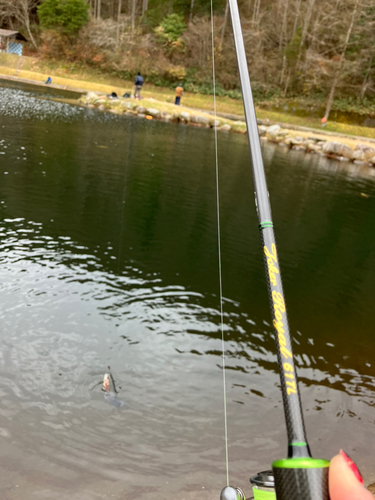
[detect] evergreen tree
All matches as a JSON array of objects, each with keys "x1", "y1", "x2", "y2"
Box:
[{"x1": 38, "y1": 0, "x2": 89, "y2": 35}]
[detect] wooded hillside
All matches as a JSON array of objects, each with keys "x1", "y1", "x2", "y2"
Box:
[{"x1": 1, "y1": 0, "x2": 374, "y2": 116}]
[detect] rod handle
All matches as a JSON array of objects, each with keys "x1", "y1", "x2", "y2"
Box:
[{"x1": 273, "y1": 459, "x2": 330, "y2": 500}]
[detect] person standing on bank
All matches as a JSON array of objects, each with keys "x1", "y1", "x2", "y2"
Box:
[
  {"x1": 175, "y1": 83, "x2": 184, "y2": 105},
  {"x1": 134, "y1": 72, "x2": 144, "y2": 99}
]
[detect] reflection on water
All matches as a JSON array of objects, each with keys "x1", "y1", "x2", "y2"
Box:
[{"x1": 0, "y1": 85, "x2": 375, "y2": 498}]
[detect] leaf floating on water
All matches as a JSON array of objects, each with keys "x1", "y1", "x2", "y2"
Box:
[
  {"x1": 96, "y1": 145, "x2": 108, "y2": 149},
  {"x1": 360, "y1": 193, "x2": 370, "y2": 198}
]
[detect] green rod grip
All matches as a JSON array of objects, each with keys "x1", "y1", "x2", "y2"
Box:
[{"x1": 273, "y1": 459, "x2": 330, "y2": 500}]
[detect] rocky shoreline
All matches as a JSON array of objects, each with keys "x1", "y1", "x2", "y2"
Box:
[
  {"x1": 79, "y1": 92, "x2": 375, "y2": 168},
  {"x1": 259, "y1": 124, "x2": 375, "y2": 166}
]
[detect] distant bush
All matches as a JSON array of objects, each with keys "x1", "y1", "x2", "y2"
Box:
[{"x1": 38, "y1": 0, "x2": 89, "y2": 35}]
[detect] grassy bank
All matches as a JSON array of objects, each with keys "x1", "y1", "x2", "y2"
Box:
[{"x1": 1, "y1": 53, "x2": 375, "y2": 140}]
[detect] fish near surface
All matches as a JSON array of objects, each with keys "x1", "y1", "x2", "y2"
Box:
[{"x1": 103, "y1": 372, "x2": 126, "y2": 408}]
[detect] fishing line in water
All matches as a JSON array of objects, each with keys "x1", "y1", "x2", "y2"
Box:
[
  {"x1": 210, "y1": 0, "x2": 230, "y2": 488},
  {"x1": 117, "y1": 128, "x2": 135, "y2": 274}
]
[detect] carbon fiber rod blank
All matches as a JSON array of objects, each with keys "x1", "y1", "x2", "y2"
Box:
[
  {"x1": 227, "y1": 1, "x2": 330, "y2": 498},
  {"x1": 227, "y1": 0, "x2": 308, "y2": 456}
]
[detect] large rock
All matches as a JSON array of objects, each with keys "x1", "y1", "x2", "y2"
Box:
[
  {"x1": 191, "y1": 115, "x2": 210, "y2": 126},
  {"x1": 86, "y1": 91, "x2": 99, "y2": 103},
  {"x1": 179, "y1": 111, "x2": 191, "y2": 122},
  {"x1": 146, "y1": 108, "x2": 160, "y2": 118},
  {"x1": 308, "y1": 136, "x2": 323, "y2": 143},
  {"x1": 221, "y1": 124, "x2": 231, "y2": 132},
  {"x1": 322, "y1": 141, "x2": 353, "y2": 159},
  {"x1": 352, "y1": 149, "x2": 366, "y2": 162},
  {"x1": 136, "y1": 106, "x2": 146, "y2": 114},
  {"x1": 274, "y1": 134, "x2": 288, "y2": 144},
  {"x1": 354, "y1": 144, "x2": 375, "y2": 161},
  {"x1": 369, "y1": 156, "x2": 375, "y2": 166},
  {"x1": 211, "y1": 119, "x2": 221, "y2": 128},
  {"x1": 306, "y1": 142, "x2": 323, "y2": 153},
  {"x1": 266, "y1": 124, "x2": 281, "y2": 139},
  {"x1": 258, "y1": 125, "x2": 268, "y2": 136},
  {"x1": 290, "y1": 136, "x2": 304, "y2": 146}
]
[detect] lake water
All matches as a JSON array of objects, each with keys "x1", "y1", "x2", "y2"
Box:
[{"x1": 0, "y1": 82, "x2": 375, "y2": 499}]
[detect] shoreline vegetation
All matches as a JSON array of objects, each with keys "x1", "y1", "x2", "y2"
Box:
[
  {"x1": 1, "y1": 55, "x2": 375, "y2": 169},
  {"x1": 1, "y1": 53, "x2": 375, "y2": 138}
]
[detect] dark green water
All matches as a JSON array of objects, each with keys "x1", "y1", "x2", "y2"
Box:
[{"x1": 0, "y1": 85, "x2": 375, "y2": 499}]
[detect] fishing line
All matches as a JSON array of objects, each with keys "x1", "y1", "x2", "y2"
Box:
[
  {"x1": 220, "y1": 1, "x2": 331, "y2": 498},
  {"x1": 117, "y1": 126, "x2": 135, "y2": 274},
  {"x1": 210, "y1": 1, "x2": 229, "y2": 488}
]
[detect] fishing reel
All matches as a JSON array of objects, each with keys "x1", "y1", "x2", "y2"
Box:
[{"x1": 220, "y1": 486, "x2": 246, "y2": 500}]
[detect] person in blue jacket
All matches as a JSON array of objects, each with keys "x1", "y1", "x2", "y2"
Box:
[{"x1": 134, "y1": 72, "x2": 144, "y2": 99}]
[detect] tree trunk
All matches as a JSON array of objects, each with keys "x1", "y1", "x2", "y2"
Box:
[
  {"x1": 276, "y1": 0, "x2": 283, "y2": 21},
  {"x1": 360, "y1": 55, "x2": 373, "y2": 100},
  {"x1": 142, "y1": 0, "x2": 148, "y2": 16},
  {"x1": 310, "y1": 10, "x2": 321, "y2": 52},
  {"x1": 20, "y1": 0, "x2": 39, "y2": 51},
  {"x1": 252, "y1": 0, "x2": 261, "y2": 23},
  {"x1": 116, "y1": 0, "x2": 122, "y2": 47},
  {"x1": 279, "y1": 0, "x2": 289, "y2": 51},
  {"x1": 280, "y1": 54, "x2": 286, "y2": 84},
  {"x1": 131, "y1": 0, "x2": 136, "y2": 37},
  {"x1": 247, "y1": 0, "x2": 251, "y2": 16},
  {"x1": 220, "y1": 0, "x2": 229, "y2": 47},
  {"x1": 256, "y1": 0, "x2": 261, "y2": 21},
  {"x1": 97, "y1": 0, "x2": 101, "y2": 19},
  {"x1": 283, "y1": 68, "x2": 291, "y2": 95},
  {"x1": 24, "y1": 19, "x2": 38, "y2": 50},
  {"x1": 189, "y1": 0, "x2": 194, "y2": 23},
  {"x1": 324, "y1": 0, "x2": 360, "y2": 120},
  {"x1": 297, "y1": 0, "x2": 315, "y2": 66},
  {"x1": 292, "y1": 0, "x2": 301, "y2": 37},
  {"x1": 324, "y1": 73, "x2": 339, "y2": 121}
]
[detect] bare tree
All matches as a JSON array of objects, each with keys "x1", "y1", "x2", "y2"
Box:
[
  {"x1": 116, "y1": 0, "x2": 122, "y2": 46},
  {"x1": 131, "y1": 0, "x2": 136, "y2": 37},
  {"x1": 279, "y1": 0, "x2": 289, "y2": 51},
  {"x1": 142, "y1": 0, "x2": 148, "y2": 16},
  {"x1": 324, "y1": 0, "x2": 361, "y2": 119},
  {"x1": 291, "y1": 0, "x2": 301, "y2": 37},
  {"x1": 220, "y1": 0, "x2": 229, "y2": 47},
  {"x1": 296, "y1": 0, "x2": 316, "y2": 67},
  {"x1": 247, "y1": 0, "x2": 252, "y2": 16},
  {"x1": 252, "y1": 0, "x2": 261, "y2": 23},
  {"x1": 360, "y1": 55, "x2": 373, "y2": 100},
  {"x1": 0, "y1": 0, "x2": 39, "y2": 50},
  {"x1": 189, "y1": 0, "x2": 194, "y2": 23}
]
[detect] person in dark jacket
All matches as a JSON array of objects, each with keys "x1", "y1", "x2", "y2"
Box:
[{"x1": 134, "y1": 72, "x2": 144, "y2": 99}]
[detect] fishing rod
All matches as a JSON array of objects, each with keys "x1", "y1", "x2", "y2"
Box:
[{"x1": 220, "y1": 1, "x2": 330, "y2": 499}]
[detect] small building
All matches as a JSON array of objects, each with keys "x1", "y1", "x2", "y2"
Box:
[{"x1": 0, "y1": 29, "x2": 27, "y2": 56}]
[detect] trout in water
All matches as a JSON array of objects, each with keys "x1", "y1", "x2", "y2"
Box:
[{"x1": 102, "y1": 370, "x2": 126, "y2": 408}]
